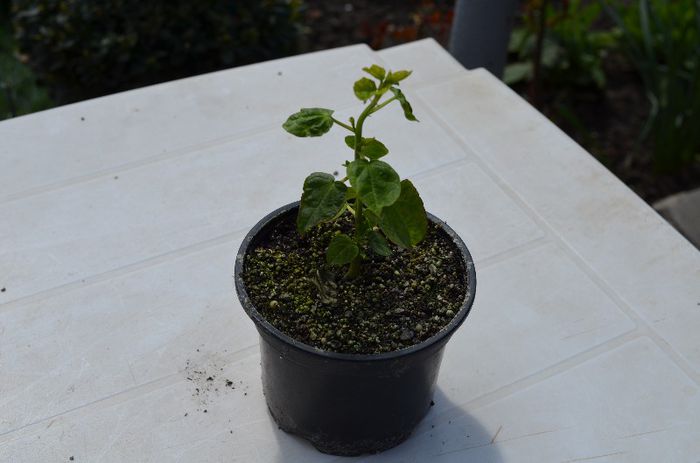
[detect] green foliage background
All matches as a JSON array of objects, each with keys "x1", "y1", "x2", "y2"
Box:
[
  {"x1": 1, "y1": 0, "x2": 697, "y2": 184},
  {"x1": 0, "y1": 2, "x2": 52, "y2": 120},
  {"x1": 505, "y1": 0, "x2": 616, "y2": 90},
  {"x1": 10, "y1": 0, "x2": 301, "y2": 104},
  {"x1": 603, "y1": 0, "x2": 700, "y2": 173},
  {"x1": 507, "y1": 0, "x2": 699, "y2": 177}
]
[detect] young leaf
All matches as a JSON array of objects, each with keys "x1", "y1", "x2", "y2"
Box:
[
  {"x1": 363, "y1": 64, "x2": 386, "y2": 80},
  {"x1": 283, "y1": 108, "x2": 335, "y2": 137},
  {"x1": 361, "y1": 138, "x2": 389, "y2": 160},
  {"x1": 344, "y1": 136, "x2": 389, "y2": 159},
  {"x1": 385, "y1": 70, "x2": 412, "y2": 85},
  {"x1": 297, "y1": 172, "x2": 347, "y2": 234},
  {"x1": 379, "y1": 179, "x2": 427, "y2": 248},
  {"x1": 353, "y1": 77, "x2": 377, "y2": 102},
  {"x1": 368, "y1": 231, "x2": 392, "y2": 256},
  {"x1": 347, "y1": 159, "x2": 401, "y2": 214},
  {"x1": 326, "y1": 234, "x2": 359, "y2": 265},
  {"x1": 389, "y1": 88, "x2": 418, "y2": 122},
  {"x1": 344, "y1": 135, "x2": 356, "y2": 150}
]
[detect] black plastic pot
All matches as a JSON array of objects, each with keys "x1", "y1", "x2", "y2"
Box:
[{"x1": 234, "y1": 202, "x2": 476, "y2": 456}]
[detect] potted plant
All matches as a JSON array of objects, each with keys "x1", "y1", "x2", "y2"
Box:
[{"x1": 234, "y1": 65, "x2": 476, "y2": 456}]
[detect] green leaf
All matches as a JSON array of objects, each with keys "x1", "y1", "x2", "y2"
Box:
[
  {"x1": 344, "y1": 136, "x2": 389, "y2": 160},
  {"x1": 540, "y1": 40, "x2": 561, "y2": 68},
  {"x1": 368, "y1": 231, "x2": 392, "y2": 256},
  {"x1": 361, "y1": 138, "x2": 389, "y2": 159},
  {"x1": 385, "y1": 70, "x2": 412, "y2": 85},
  {"x1": 297, "y1": 172, "x2": 347, "y2": 234},
  {"x1": 508, "y1": 28, "x2": 528, "y2": 53},
  {"x1": 326, "y1": 234, "x2": 359, "y2": 265},
  {"x1": 591, "y1": 66, "x2": 606, "y2": 89},
  {"x1": 344, "y1": 135, "x2": 356, "y2": 150},
  {"x1": 347, "y1": 159, "x2": 401, "y2": 214},
  {"x1": 353, "y1": 77, "x2": 377, "y2": 102},
  {"x1": 330, "y1": 202, "x2": 348, "y2": 221},
  {"x1": 357, "y1": 215, "x2": 372, "y2": 238},
  {"x1": 345, "y1": 187, "x2": 357, "y2": 201},
  {"x1": 283, "y1": 108, "x2": 335, "y2": 137},
  {"x1": 364, "y1": 209, "x2": 380, "y2": 226},
  {"x1": 503, "y1": 62, "x2": 533, "y2": 85},
  {"x1": 363, "y1": 64, "x2": 386, "y2": 80},
  {"x1": 389, "y1": 87, "x2": 418, "y2": 122},
  {"x1": 379, "y1": 179, "x2": 427, "y2": 248}
]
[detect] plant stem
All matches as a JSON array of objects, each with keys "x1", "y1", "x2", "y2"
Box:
[
  {"x1": 331, "y1": 117, "x2": 354, "y2": 132},
  {"x1": 349, "y1": 200, "x2": 364, "y2": 275},
  {"x1": 370, "y1": 95, "x2": 397, "y2": 114},
  {"x1": 354, "y1": 94, "x2": 382, "y2": 159},
  {"x1": 345, "y1": 94, "x2": 382, "y2": 279}
]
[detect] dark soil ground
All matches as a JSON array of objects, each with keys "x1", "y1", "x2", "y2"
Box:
[
  {"x1": 301, "y1": 0, "x2": 699, "y2": 203},
  {"x1": 242, "y1": 213, "x2": 469, "y2": 354}
]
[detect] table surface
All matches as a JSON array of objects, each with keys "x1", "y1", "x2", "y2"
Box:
[{"x1": 1, "y1": 39, "x2": 699, "y2": 462}]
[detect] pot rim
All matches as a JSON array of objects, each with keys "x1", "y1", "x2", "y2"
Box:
[{"x1": 234, "y1": 201, "x2": 476, "y2": 363}]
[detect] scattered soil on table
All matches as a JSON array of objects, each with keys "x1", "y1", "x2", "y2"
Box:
[
  {"x1": 184, "y1": 354, "x2": 247, "y2": 415},
  {"x1": 241, "y1": 213, "x2": 469, "y2": 354}
]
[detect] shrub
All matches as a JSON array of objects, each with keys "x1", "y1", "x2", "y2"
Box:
[{"x1": 11, "y1": 0, "x2": 301, "y2": 103}]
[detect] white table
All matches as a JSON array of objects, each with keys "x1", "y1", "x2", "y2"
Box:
[{"x1": 1, "y1": 39, "x2": 699, "y2": 462}]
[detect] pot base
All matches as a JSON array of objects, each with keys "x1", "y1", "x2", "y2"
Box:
[{"x1": 268, "y1": 406, "x2": 414, "y2": 456}]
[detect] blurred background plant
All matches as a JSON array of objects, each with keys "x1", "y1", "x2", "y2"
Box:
[
  {"x1": 0, "y1": 0, "x2": 698, "y2": 206},
  {"x1": 504, "y1": 0, "x2": 617, "y2": 102},
  {"x1": 602, "y1": 0, "x2": 700, "y2": 174},
  {"x1": 11, "y1": 0, "x2": 301, "y2": 104},
  {"x1": 502, "y1": 0, "x2": 699, "y2": 202},
  {"x1": 0, "y1": 1, "x2": 52, "y2": 119},
  {"x1": 503, "y1": 0, "x2": 619, "y2": 168}
]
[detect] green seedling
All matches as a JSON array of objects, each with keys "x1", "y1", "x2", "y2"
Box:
[{"x1": 283, "y1": 64, "x2": 427, "y2": 278}]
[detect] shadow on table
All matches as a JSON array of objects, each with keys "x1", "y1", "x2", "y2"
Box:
[{"x1": 270, "y1": 387, "x2": 503, "y2": 462}]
